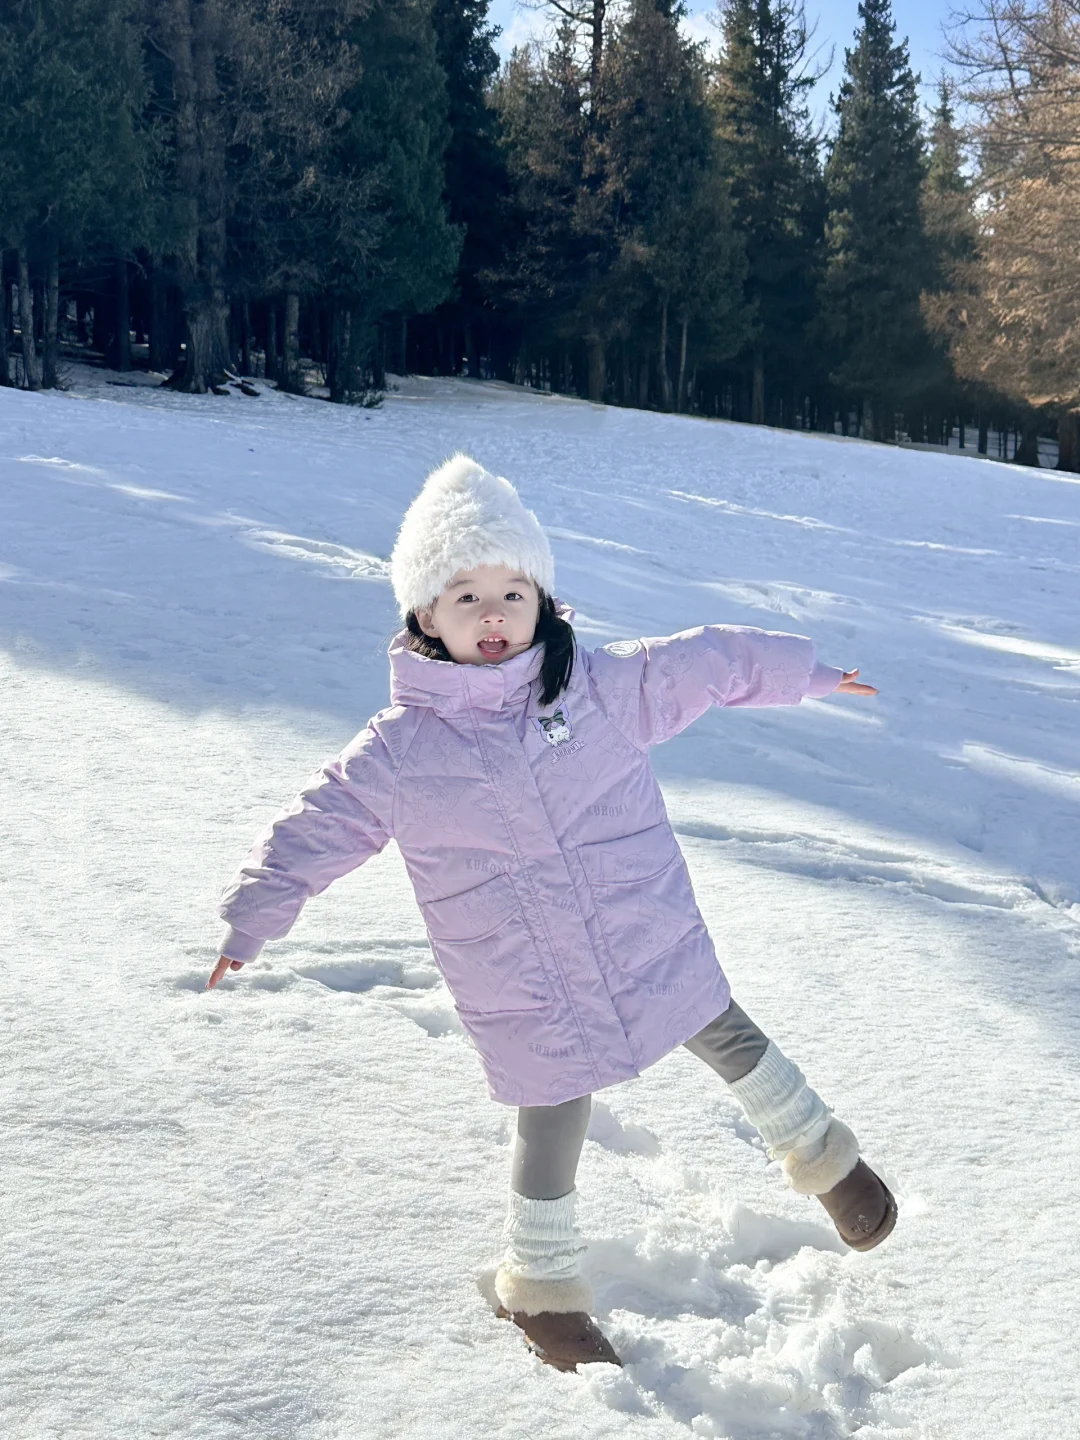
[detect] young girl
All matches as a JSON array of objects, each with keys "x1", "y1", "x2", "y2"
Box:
[{"x1": 207, "y1": 453, "x2": 895, "y2": 1373}]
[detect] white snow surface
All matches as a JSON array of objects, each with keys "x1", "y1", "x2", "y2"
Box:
[{"x1": 2, "y1": 369, "x2": 1078, "y2": 1439}]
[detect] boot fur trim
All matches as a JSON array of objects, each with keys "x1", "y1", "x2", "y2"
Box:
[
  {"x1": 494, "y1": 1267, "x2": 594, "y2": 1317},
  {"x1": 782, "y1": 1118, "x2": 860, "y2": 1195}
]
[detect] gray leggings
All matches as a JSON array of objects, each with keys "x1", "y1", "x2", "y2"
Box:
[{"x1": 511, "y1": 999, "x2": 769, "y2": 1200}]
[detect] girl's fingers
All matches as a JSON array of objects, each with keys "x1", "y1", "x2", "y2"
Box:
[
  {"x1": 204, "y1": 958, "x2": 228, "y2": 990},
  {"x1": 838, "y1": 667, "x2": 877, "y2": 695},
  {"x1": 205, "y1": 955, "x2": 244, "y2": 991}
]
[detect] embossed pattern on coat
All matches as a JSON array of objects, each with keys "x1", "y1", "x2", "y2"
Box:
[{"x1": 219, "y1": 621, "x2": 843, "y2": 1105}]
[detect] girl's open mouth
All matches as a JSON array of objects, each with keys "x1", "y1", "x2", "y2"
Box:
[{"x1": 478, "y1": 636, "x2": 510, "y2": 658}]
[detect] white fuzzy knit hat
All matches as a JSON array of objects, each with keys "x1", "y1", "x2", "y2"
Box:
[{"x1": 390, "y1": 452, "x2": 555, "y2": 618}]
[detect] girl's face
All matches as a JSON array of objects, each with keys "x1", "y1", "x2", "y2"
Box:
[{"x1": 416, "y1": 564, "x2": 540, "y2": 665}]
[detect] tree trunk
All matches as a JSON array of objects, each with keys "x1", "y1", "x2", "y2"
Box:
[
  {"x1": 308, "y1": 304, "x2": 322, "y2": 374},
  {"x1": 586, "y1": 335, "x2": 605, "y2": 403},
  {"x1": 658, "y1": 299, "x2": 673, "y2": 411},
  {"x1": 1013, "y1": 417, "x2": 1041, "y2": 466},
  {"x1": 373, "y1": 319, "x2": 386, "y2": 390},
  {"x1": 958, "y1": 415, "x2": 965, "y2": 449},
  {"x1": 241, "y1": 301, "x2": 252, "y2": 376},
  {"x1": 175, "y1": 299, "x2": 228, "y2": 394},
  {"x1": 279, "y1": 289, "x2": 302, "y2": 392},
  {"x1": 637, "y1": 352, "x2": 649, "y2": 408},
  {"x1": 1056, "y1": 410, "x2": 1080, "y2": 472},
  {"x1": 0, "y1": 257, "x2": 11, "y2": 386},
  {"x1": 160, "y1": 0, "x2": 232, "y2": 393},
  {"x1": 92, "y1": 287, "x2": 112, "y2": 354},
  {"x1": 676, "y1": 315, "x2": 688, "y2": 414},
  {"x1": 861, "y1": 396, "x2": 873, "y2": 441},
  {"x1": 590, "y1": 0, "x2": 606, "y2": 95},
  {"x1": 751, "y1": 344, "x2": 765, "y2": 425},
  {"x1": 400, "y1": 314, "x2": 408, "y2": 376},
  {"x1": 16, "y1": 244, "x2": 40, "y2": 390},
  {"x1": 978, "y1": 414, "x2": 988, "y2": 455},
  {"x1": 149, "y1": 267, "x2": 170, "y2": 372},
  {"x1": 265, "y1": 299, "x2": 279, "y2": 380},
  {"x1": 42, "y1": 234, "x2": 60, "y2": 389},
  {"x1": 112, "y1": 257, "x2": 131, "y2": 371},
  {"x1": 328, "y1": 304, "x2": 352, "y2": 403}
]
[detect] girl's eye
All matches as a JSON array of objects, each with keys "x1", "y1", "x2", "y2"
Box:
[
  {"x1": 456, "y1": 593, "x2": 477, "y2": 603},
  {"x1": 505, "y1": 592, "x2": 523, "y2": 601}
]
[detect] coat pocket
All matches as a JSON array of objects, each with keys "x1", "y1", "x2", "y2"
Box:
[
  {"x1": 578, "y1": 822, "x2": 701, "y2": 972},
  {"x1": 420, "y1": 872, "x2": 554, "y2": 1016}
]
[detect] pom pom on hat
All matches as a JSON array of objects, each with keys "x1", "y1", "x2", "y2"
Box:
[{"x1": 390, "y1": 453, "x2": 555, "y2": 619}]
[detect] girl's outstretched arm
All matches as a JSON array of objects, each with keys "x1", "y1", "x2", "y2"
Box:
[
  {"x1": 589, "y1": 623, "x2": 863, "y2": 748},
  {"x1": 210, "y1": 723, "x2": 397, "y2": 982}
]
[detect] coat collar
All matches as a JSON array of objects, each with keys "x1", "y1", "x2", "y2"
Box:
[
  {"x1": 387, "y1": 600, "x2": 575, "y2": 716},
  {"x1": 389, "y1": 636, "x2": 545, "y2": 714}
]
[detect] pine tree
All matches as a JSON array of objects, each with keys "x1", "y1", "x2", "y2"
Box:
[
  {"x1": 819, "y1": 0, "x2": 933, "y2": 439},
  {"x1": 329, "y1": 0, "x2": 462, "y2": 399},
  {"x1": 145, "y1": 0, "x2": 396, "y2": 396},
  {"x1": 426, "y1": 0, "x2": 511, "y2": 378},
  {"x1": 604, "y1": 0, "x2": 748, "y2": 409},
  {"x1": 225, "y1": 1, "x2": 379, "y2": 395},
  {"x1": 711, "y1": 0, "x2": 823, "y2": 425},
  {"x1": 489, "y1": 23, "x2": 610, "y2": 394},
  {"x1": 0, "y1": 0, "x2": 147, "y2": 389},
  {"x1": 919, "y1": 79, "x2": 981, "y2": 443}
]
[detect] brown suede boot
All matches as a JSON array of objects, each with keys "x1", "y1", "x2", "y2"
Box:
[
  {"x1": 496, "y1": 1305, "x2": 622, "y2": 1373},
  {"x1": 815, "y1": 1159, "x2": 898, "y2": 1251},
  {"x1": 781, "y1": 1118, "x2": 898, "y2": 1252}
]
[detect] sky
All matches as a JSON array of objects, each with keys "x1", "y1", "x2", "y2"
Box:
[{"x1": 487, "y1": 0, "x2": 959, "y2": 124}]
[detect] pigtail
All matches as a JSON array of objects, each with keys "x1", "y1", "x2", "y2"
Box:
[
  {"x1": 535, "y1": 591, "x2": 576, "y2": 705},
  {"x1": 402, "y1": 589, "x2": 576, "y2": 706}
]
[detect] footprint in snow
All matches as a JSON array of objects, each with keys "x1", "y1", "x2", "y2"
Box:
[
  {"x1": 288, "y1": 943, "x2": 464, "y2": 1039},
  {"x1": 587, "y1": 1100, "x2": 662, "y2": 1157},
  {"x1": 579, "y1": 1205, "x2": 939, "y2": 1436}
]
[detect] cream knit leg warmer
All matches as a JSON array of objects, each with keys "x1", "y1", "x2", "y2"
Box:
[
  {"x1": 726, "y1": 1041, "x2": 859, "y2": 1194},
  {"x1": 494, "y1": 1188, "x2": 593, "y2": 1316}
]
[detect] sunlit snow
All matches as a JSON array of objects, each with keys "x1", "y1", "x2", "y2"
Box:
[{"x1": 2, "y1": 367, "x2": 1077, "y2": 1438}]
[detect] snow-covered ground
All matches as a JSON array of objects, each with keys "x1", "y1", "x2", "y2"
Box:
[{"x1": 2, "y1": 367, "x2": 1077, "y2": 1439}]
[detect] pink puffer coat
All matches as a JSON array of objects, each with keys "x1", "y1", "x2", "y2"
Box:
[{"x1": 219, "y1": 618, "x2": 843, "y2": 1106}]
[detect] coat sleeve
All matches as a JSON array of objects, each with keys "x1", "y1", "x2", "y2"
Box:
[
  {"x1": 217, "y1": 724, "x2": 396, "y2": 962},
  {"x1": 588, "y1": 625, "x2": 844, "y2": 749}
]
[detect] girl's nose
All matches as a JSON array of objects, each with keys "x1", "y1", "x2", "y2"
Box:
[{"x1": 481, "y1": 602, "x2": 506, "y2": 623}]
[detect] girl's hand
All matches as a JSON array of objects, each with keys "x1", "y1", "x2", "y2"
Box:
[
  {"x1": 205, "y1": 956, "x2": 245, "y2": 991},
  {"x1": 837, "y1": 668, "x2": 878, "y2": 696}
]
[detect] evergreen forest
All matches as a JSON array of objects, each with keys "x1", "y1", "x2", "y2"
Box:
[{"x1": 2, "y1": 0, "x2": 1076, "y2": 466}]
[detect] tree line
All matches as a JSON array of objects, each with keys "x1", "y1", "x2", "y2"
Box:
[{"x1": 0, "y1": 0, "x2": 1075, "y2": 467}]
